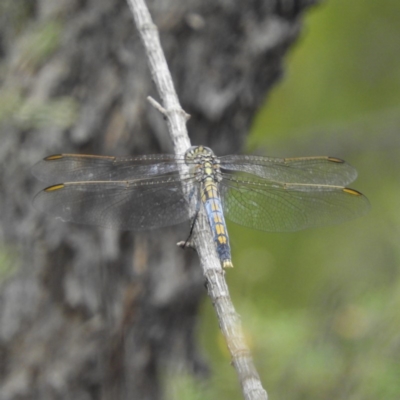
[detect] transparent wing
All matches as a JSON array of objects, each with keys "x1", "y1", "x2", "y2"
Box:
[
  {"x1": 219, "y1": 155, "x2": 358, "y2": 186},
  {"x1": 220, "y1": 175, "x2": 370, "y2": 232},
  {"x1": 32, "y1": 153, "x2": 187, "y2": 184},
  {"x1": 33, "y1": 176, "x2": 198, "y2": 231}
]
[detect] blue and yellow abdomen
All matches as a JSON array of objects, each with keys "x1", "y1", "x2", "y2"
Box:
[{"x1": 202, "y1": 178, "x2": 233, "y2": 268}]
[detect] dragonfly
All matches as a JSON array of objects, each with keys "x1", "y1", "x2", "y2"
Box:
[{"x1": 32, "y1": 145, "x2": 369, "y2": 268}]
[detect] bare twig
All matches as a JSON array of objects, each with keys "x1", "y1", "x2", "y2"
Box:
[
  {"x1": 147, "y1": 96, "x2": 168, "y2": 116},
  {"x1": 127, "y1": 1, "x2": 268, "y2": 399}
]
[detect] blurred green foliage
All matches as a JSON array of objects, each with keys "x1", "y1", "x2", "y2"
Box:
[
  {"x1": 0, "y1": 246, "x2": 17, "y2": 282},
  {"x1": 0, "y1": 89, "x2": 78, "y2": 129},
  {"x1": 166, "y1": 1, "x2": 400, "y2": 399},
  {"x1": 14, "y1": 20, "x2": 63, "y2": 73},
  {"x1": 0, "y1": 15, "x2": 77, "y2": 129}
]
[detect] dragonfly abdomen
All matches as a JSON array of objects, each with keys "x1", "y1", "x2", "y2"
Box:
[{"x1": 202, "y1": 179, "x2": 233, "y2": 268}]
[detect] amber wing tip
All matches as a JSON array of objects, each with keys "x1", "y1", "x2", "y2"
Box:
[
  {"x1": 44, "y1": 184, "x2": 65, "y2": 192},
  {"x1": 44, "y1": 154, "x2": 63, "y2": 161},
  {"x1": 327, "y1": 157, "x2": 345, "y2": 163},
  {"x1": 343, "y1": 187, "x2": 363, "y2": 196}
]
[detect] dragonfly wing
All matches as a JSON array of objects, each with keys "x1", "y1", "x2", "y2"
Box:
[
  {"x1": 32, "y1": 154, "x2": 186, "y2": 184},
  {"x1": 219, "y1": 155, "x2": 358, "y2": 186},
  {"x1": 220, "y1": 176, "x2": 370, "y2": 232},
  {"x1": 33, "y1": 177, "x2": 198, "y2": 231}
]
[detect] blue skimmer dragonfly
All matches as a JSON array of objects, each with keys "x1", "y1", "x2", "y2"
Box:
[{"x1": 32, "y1": 145, "x2": 369, "y2": 268}]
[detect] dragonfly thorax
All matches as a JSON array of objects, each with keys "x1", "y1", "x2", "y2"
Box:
[{"x1": 185, "y1": 146, "x2": 222, "y2": 183}]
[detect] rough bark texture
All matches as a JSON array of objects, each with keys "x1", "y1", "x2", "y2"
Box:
[{"x1": 0, "y1": 0, "x2": 319, "y2": 399}]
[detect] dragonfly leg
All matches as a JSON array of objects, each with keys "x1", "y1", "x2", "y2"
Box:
[{"x1": 183, "y1": 193, "x2": 201, "y2": 248}]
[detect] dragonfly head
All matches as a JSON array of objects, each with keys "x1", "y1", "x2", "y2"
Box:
[{"x1": 184, "y1": 146, "x2": 214, "y2": 162}]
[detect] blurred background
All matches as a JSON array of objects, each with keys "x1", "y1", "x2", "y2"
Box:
[
  {"x1": 0, "y1": 0, "x2": 399, "y2": 400},
  {"x1": 191, "y1": 1, "x2": 400, "y2": 400}
]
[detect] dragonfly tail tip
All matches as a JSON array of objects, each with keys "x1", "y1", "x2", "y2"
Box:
[{"x1": 222, "y1": 260, "x2": 234, "y2": 268}]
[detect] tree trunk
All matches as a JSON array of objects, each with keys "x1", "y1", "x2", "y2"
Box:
[{"x1": 0, "y1": 0, "x2": 318, "y2": 399}]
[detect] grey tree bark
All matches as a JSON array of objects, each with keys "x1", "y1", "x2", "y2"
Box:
[{"x1": 0, "y1": 0, "x2": 319, "y2": 399}]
